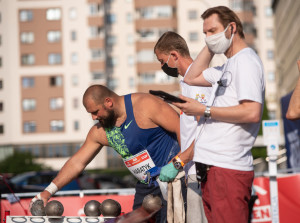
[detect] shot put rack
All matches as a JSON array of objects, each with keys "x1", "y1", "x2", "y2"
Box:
[{"x1": 5, "y1": 216, "x2": 115, "y2": 223}]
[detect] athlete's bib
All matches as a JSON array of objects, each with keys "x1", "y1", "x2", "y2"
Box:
[{"x1": 123, "y1": 150, "x2": 156, "y2": 181}]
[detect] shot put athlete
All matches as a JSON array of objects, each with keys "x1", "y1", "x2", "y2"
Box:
[{"x1": 30, "y1": 85, "x2": 181, "y2": 223}]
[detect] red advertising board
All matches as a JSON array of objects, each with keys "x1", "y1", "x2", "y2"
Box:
[{"x1": 252, "y1": 174, "x2": 300, "y2": 223}]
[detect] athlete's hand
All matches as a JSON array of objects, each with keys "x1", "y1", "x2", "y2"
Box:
[
  {"x1": 172, "y1": 95, "x2": 205, "y2": 116},
  {"x1": 159, "y1": 163, "x2": 179, "y2": 182},
  {"x1": 29, "y1": 190, "x2": 51, "y2": 209}
]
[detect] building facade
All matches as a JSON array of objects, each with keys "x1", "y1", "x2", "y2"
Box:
[
  {"x1": 272, "y1": 0, "x2": 300, "y2": 111},
  {"x1": 0, "y1": 0, "x2": 279, "y2": 170}
]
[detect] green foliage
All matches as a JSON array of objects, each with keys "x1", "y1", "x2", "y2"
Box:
[
  {"x1": 0, "y1": 151, "x2": 49, "y2": 174},
  {"x1": 251, "y1": 147, "x2": 267, "y2": 159},
  {"x1": 258, "y1": 101, "x2": 270, "y2": 135}
]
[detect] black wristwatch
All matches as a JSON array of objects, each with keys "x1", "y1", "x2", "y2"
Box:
[{"x1": 173, "y1": 156, "x2": 184, "y2": 170}]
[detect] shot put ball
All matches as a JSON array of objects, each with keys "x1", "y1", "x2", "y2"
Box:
[
  {"x1": 142, "y1": 194, "x2": 162, "y2": 213},
  {"x1": 100, "y1": 199, "x2": 121, "y2": 217},
  {"x1": 30, "y1": 200, "x2": 46, "y2": 216},
  {"x1": 84, "y1": 200, "x2": 101, "y2": 216},
  {"x1": 45, "y1": 200, "x2": 64, "y2": 216}
]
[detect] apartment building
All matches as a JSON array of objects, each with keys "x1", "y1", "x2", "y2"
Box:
[
  {"x1": 272, "y1": 0, "x2": 300, "y2": 106},
  {"x1": 0, "y1": 0, "x2": 279, "y2": 170},
  {"x1": 252, "y1": 0, "x2": 277, "y2": 119}
]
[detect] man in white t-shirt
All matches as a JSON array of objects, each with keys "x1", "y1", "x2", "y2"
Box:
[
  {"x1": 154, "y1": 31, "x2": 211, "y2": 223},
  {"x1": 173, "y1": 6, "x2": 265, "y2": 223}
]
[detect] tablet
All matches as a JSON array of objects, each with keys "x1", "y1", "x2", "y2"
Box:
[{"x1": 149, "y1": 90, "x2": 186, "y2": 103}]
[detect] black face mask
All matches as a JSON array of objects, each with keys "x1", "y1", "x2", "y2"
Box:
[{"x1": 161, "y1": 55, "x2": 179, "y2": 77}]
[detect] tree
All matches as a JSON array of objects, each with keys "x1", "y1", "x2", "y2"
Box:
[{"x1": 0, "y1": 152, "x2": 50, "y2": 174}]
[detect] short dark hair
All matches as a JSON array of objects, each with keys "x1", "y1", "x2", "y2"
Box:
[
  {"x1": 83, "y1": 85, "x2": 114, "y2": 105},
  {"x1": 201, "y1": 6, "x2": 245, "y2": 39},
  {"x1": 154, "y1": 31, "x2": 191, "y2": 57}
]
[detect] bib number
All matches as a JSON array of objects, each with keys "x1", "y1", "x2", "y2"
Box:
[{"x1": 123, "y1": 150, "x2": 155, "y2": 181}]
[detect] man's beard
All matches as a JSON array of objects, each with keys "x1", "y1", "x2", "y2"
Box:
[{"x1": 98, "y1": 108, "x2": 116, "y2": 129}]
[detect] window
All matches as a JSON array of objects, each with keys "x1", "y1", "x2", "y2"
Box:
[
  {"x1": 266, "y1": 29, "x2": 273, "y2": 38},
  {"x1": 73, "y1": 98, "x2": 79, "y2": 109},
  {"x1": 92, "y1": 71, "x2": 105, "y2": 80},
  {"x1": 71, "y1": 52, "x2": 78, "y2": 64},
  {"x1": 267, "y1": 50, "x2": 274, "y2": 59},
  {"x1": 107, "y1": 57, "x2": 118, "y2": 67},
  {"x1": 91, "y1": 49, "x2": 104, "y2": 60},
  {"x1": 48, "y1": 53, "x2": 61, "y2": 64},
  {"x1": 0, "y1": 79, "x2": 2, "y2": 89},
  {"x1": 89, "y1": 3, "x2": 103, "y2": 16},
  {"x1": 139, "y1": 6, "x2": 172, "y2": 19},
  {"x1": 138, "y1": 29, "x2": 155, "y2": 41},
  {"x1": 21, "y1": 32, "x2": 34, "y2": 44},
  {"x1": 106, "y1": 14, "x2": 116, "y2": 24},
  {"x1": 20, "y1": 10, "x2": 33, "y2": 22},
  {"x1": 189, "y1": 32, "x2": 198, "y2": 41},
  {"x1": 157, "y1": 6, "x2": 172, "y2": 18},
  {"x1": 90, "y1": 26, "x2": 104, "y2": 38},
  {"x1": 188, "y1": 10, "x2": 197, "y2": 20},
  {"x1": 107, "y1": 78, "x2": 118, "y2": 90},
  {"x1": 50, "y1": 120, "x2": 64, "y2": 132},
  {"x1": 265, "y1": 7, "x2": 273, "y2": 17},
  {"x1": 128, "y1": 55, "x2": 135, "y2": 66},
  {"x1": 0, "y1": 125, "x2": 4, "y2": 134},
  {"x1": 140, "y1": 73, "x2": 155, "y2": 84},
  {"x1": 230, "y1": 0, "x2": 243, "y2": 11},
  {"x1": 22, "y1": 99, "x2": 36, "y2": 111},
  {"x1": 50, "y1": 97, "x2": 64, "y2": 110},
  {"x1": 127, "y1": 34, "x2": 134, "y2": 44},
  {"x1": 24, "y1": 121, "x2": 36, "y2": 133},
  {"x1": 21, "y1": 54, "x2": 35, "y2": 65},
  {"x1": 0, "y1": 57, "x2": 2, "y2": 67},
  {"x1": 137, "y1": 50, "x2": 155, "y2": 63},
  {"x1": 22, "y1": 77, "x2": 34, "y2": 88},
  {"x1": 71, "y1": 75, "x2": 78, "y2": 86},
  {"x1": 47, "y1": 31, "x2": 61, "y2": 42},
  {"x1": 129, "y1": 77, "x2": 135, "y2": 88},
  {"x1": 50, "y1": 76, "x2": 62, "y2": 86},
  {"x1": 126, "y1": 13, "x2": 133, "y2": 23},
  {"x1": 71, "y1": 31, "x2": 77, "y2": 41},
  {"x1": 69, "y1": 8, "x2": 77, "y2": 20},
  {"x1": 268, "y1": 71, "x2": 275, "y2": 81},
  {"x1": 74, "y1": 120, "x2": 79, "y2": 131},
  {"x1": 47, "y1": 8, "x2": 61, "y2": 20},
  {"x1": 0, "y1": 102, "x2": 3, "y2": 112},
  {"x1": 106, "y1": 35, "x2": 117, "y2": 45}
]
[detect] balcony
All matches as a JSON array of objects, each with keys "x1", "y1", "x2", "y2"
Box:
[
  {"x1": 135, "y1": 17, "x2": 177, "y2": 30},
  {"x1": 134, "y1": 0, "x2": 176, "y2": 8}
]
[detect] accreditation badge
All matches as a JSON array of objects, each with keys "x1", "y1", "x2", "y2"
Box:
[{"x1": 123, "y1": 150, "x2": 156, "y2": 181}]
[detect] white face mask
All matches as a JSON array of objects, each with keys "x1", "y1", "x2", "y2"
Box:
[{"x1": 205, "y1": 25, "x2": 234, "y2": 54}]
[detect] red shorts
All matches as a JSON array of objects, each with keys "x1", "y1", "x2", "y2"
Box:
[{"x1": 201, "y1": 166, "x2": 254, "y2": 223}]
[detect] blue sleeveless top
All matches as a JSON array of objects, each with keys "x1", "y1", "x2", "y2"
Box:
[{"x1": 105, "y1": 94, "x2": 179, "y2": 167}]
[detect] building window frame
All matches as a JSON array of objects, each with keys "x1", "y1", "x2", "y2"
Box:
[
  {"x1": 50, "y1": 120, "x2": 64, "y2": 132},
  {"x1": 22, "y1": 99, "x2": 36, "y2": 111},
  {"x1": 46, "y1": 8, "x2": 61, "y2": 21},
  {"x1": 23, "y1": 121, "x2": 36, "y2": 133},
  {"x1": 20, "y1": 10, "x2": 33, "y2": 22},
  {"x1": 20, "y1": 32, "x2": 35, "y2": 44},
  {"x1": 21, "y1": 54, "x2": 35, "y2": 65}
]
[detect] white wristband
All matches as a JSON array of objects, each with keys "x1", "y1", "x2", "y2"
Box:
[
  {"x1": 45, "y1": 182, "x2": 58, "y2": 195},
  {"x1": 31, "y1": 193, "x2": 41, "y2": 203}
]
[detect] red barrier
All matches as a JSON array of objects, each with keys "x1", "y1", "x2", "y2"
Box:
[
  {"x1": 252, "y1": 174, "x2": 300, "y2": 223},
  {"x1": 1, "y1": 194, "x2": 134, "y2": 217}
]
